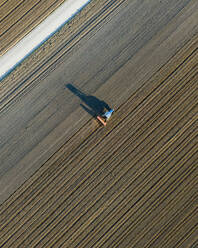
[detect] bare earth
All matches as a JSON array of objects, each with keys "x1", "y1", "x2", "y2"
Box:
[{"x1": 0, "y1": 0, "x2": 197, "y2": 247}]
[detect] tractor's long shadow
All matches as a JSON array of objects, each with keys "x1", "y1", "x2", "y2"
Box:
[{"x1": 66, "y1": 84, "x2": 111, "y2": 117}]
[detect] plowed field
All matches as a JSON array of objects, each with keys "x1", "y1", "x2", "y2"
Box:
[{"x1": 0, "y1": 0, "x2": 197, "y2": 247}]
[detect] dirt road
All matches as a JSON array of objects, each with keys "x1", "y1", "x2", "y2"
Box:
[
  {"x1": 0, "y1": 0, "x2": 197, "y2": 247},
  {"x1": 0, "y1": 0, "x2": 65, "y2": 55}
]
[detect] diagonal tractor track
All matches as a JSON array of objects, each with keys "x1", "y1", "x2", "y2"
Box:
[{"x1": 0, "y1": 30, "x2": 197, "y2": 247}]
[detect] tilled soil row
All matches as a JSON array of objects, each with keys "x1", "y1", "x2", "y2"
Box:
[
  {"x1": 0, "y1": 38, "x2": 197, "y2": 247},
  {"x1": 0, "y1": 37, "x2": 197, "y2": 225},
  {"x1": 6, "y1": 76, "x2": 197, "y2": 248},
  {"x1": 0, "y1": 29, "x2": 197, "y2": 217}
]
